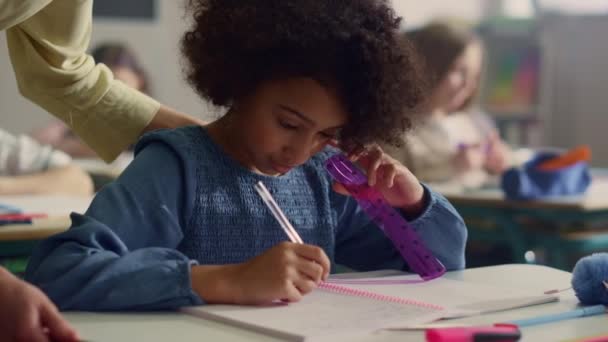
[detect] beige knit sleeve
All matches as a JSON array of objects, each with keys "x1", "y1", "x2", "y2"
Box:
[{"x1": 6, "y1": 0, "x2": 159, "y2": 162}]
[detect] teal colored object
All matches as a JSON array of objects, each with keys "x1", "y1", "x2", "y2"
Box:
[
  {"x1": 0, "y1": 240, "x2": 40, "y2": 275},
  {"x1": 451, "y1": 177, "x2": 608, "y2": 270},
  {"x1": 0, "y1": 257, "x2": 29, "y2": 276},
  {"x1": 508, "y1": 305, "x2": 606, "y2": 327}
]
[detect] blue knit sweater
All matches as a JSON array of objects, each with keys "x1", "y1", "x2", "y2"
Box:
[{"x1": 25, "y1": 126, "x2": 467, "y2": 311}]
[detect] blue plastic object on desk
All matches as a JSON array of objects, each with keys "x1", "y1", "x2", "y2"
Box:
[{"x1": 501, "y1": 152, "x2": 591, "y2": 200}]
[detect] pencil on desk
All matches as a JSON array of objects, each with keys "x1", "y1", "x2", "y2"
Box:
[
  {"x1": 508, "y1": 304, "x2": 606, "y2": 327},
  {"x1": 0, "y1": 213, "x2": 48, "y2": 225},
  {"x1": 254, "y1": 181, "x2": 303, "y2": 244},
  {"x1": 0, "y1": 213, "x2": 48, "y2": 221}
]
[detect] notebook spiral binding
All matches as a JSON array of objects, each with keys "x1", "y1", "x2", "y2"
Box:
[{"x1": 319, "y1": 282, "x2": 445, "y2": 311}]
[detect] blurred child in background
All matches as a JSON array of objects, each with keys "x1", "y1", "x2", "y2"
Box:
[
  {"x1": 385, "y1": 21, "x2": 512, "y2": 188},
  {"x1": 0, "y1": 128, "x2": 92, "y2": 195}
]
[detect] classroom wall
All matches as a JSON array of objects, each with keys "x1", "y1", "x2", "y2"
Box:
[
  {"x1": 392, "y1": 0, "x2": 486, "y2": 28},
  {"x1": 538, "y1": 14, "x2": 608, "y2": 167}
]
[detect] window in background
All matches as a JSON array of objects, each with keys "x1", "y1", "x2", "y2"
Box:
[
  {"x1": 537, "y1": 0, "x2": 608, "y2": 14},
  {"x1": 477, "y1": 0, "x2": 541, "y2": 147},
  {"x1": 93, "y1": 0, "x2": 157, "y2": 20},
  {"x1": 391, "y1": 0, "x2": 485, "y2": 28},
  {"x1": 503, "y1": 0, "x2": 536, "y2": 18},
  {"x1": 495, "y1": 0, "x2": 608, "y2": 18}
]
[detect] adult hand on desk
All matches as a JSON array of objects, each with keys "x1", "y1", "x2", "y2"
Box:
[
  {"x1": 191, "y1": 242, "x2": 330, "y2": 305},
  {"x1": 333, "y1": 145, "x2": 426, "y2": 216},
  {"x1": 0, "y1": 268, "x2": 79, "y2": 342}
]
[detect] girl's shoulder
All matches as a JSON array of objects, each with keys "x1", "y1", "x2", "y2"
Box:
[
  {"x1": 132, "y1": 126, "x2": 213, "y2": 172},
  {"x1": 135, "y1": 126, "x2": 205, "y2": 153}
]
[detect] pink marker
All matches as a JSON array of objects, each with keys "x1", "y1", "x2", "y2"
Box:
[{"x1": 426, "y1": 324, "x2": 521, "y2": 342}]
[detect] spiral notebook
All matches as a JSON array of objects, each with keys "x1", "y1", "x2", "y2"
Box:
[
  {"x1": 181, "y1": 275, "x2": 558, "y2": 341},
  {"x1": 182, "y1": 282, "x2": 445, "y2": 341}
]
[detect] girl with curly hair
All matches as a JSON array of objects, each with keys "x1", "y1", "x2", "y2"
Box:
[{"x1": 25, "y1": 0, "x2": 467, "y2": 310}]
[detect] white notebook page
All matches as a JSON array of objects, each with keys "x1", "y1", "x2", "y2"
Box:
[
  {"x1": 329, "y1": 275, "x2": 558, "y2": 317},
  {"x1": 182, "y1": 287, "x2": 443, "y2": 341}
]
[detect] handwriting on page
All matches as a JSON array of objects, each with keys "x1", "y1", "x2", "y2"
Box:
[{"x1": 189, "y1": 289, "x2": 443, "y2": 340}]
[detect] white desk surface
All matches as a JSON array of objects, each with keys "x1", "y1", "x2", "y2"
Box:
[
  {"x1": 65, "y1": 264, "x2": 607, "y2": 342},
  {"x1": 0, "y1": 195, "x2": 92, "y2": 241}
]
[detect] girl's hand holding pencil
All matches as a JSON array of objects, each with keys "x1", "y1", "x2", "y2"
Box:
[
  {"x1": 189, "y1": 241, "x2": 330, "y2": 305},
  {"x1": 228, "y1": 241, "x2": 330, "y2": 304},
  {"x1": 250, "y1": 182, "x2": 330, "y2": 304},
  {"x1": 189, "y1": 182, "x2": 330, "y2": 305}
]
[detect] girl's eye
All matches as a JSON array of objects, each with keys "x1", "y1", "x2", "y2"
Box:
[
  {"x1": 320, "y1": 132, "x2": 335, "y2": 139},
  {"x1": 279, "y1": 120, "x2": 298, "y2": 130}
]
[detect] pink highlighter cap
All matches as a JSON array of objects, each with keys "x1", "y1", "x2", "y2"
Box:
[
  {"x1": 426, "y1": 324, "x2": 521, "y2": 342},
  {"x1": 325, "y1": 153, "x2": 446, "y2": 281}
]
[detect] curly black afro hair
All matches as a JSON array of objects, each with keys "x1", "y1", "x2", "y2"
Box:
[{"x1": 181, "y1": 0, "x2": 426, "y2": 147}]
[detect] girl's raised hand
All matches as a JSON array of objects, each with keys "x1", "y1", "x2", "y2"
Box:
[{"x1": 333, "y1": 145, "x2": 426, "y2": 215}]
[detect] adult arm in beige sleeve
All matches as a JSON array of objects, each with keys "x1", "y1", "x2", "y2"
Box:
[
  {"x1": 6, "y1": 0, "x2": 205, "y2": 162},
  {"x1": 0, "y1": 0, "x2": 50, "y2": 30}
]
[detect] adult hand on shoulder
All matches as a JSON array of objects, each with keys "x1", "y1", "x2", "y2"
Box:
[
  {"x1": 0, "y1": 268, "x2": 79, "y2": 342},
  {"x1": 143, "y1": 105, "x2": 208, "y2": 133}
]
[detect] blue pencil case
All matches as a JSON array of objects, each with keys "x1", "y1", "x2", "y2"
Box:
[{"x1": 501, "y1": 152, "x2": 591, "y2": 200}]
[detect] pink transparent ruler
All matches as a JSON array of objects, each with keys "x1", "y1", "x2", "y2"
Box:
[{"x1": 325, "y1": 154, "x2": 445, "y2": 284}]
